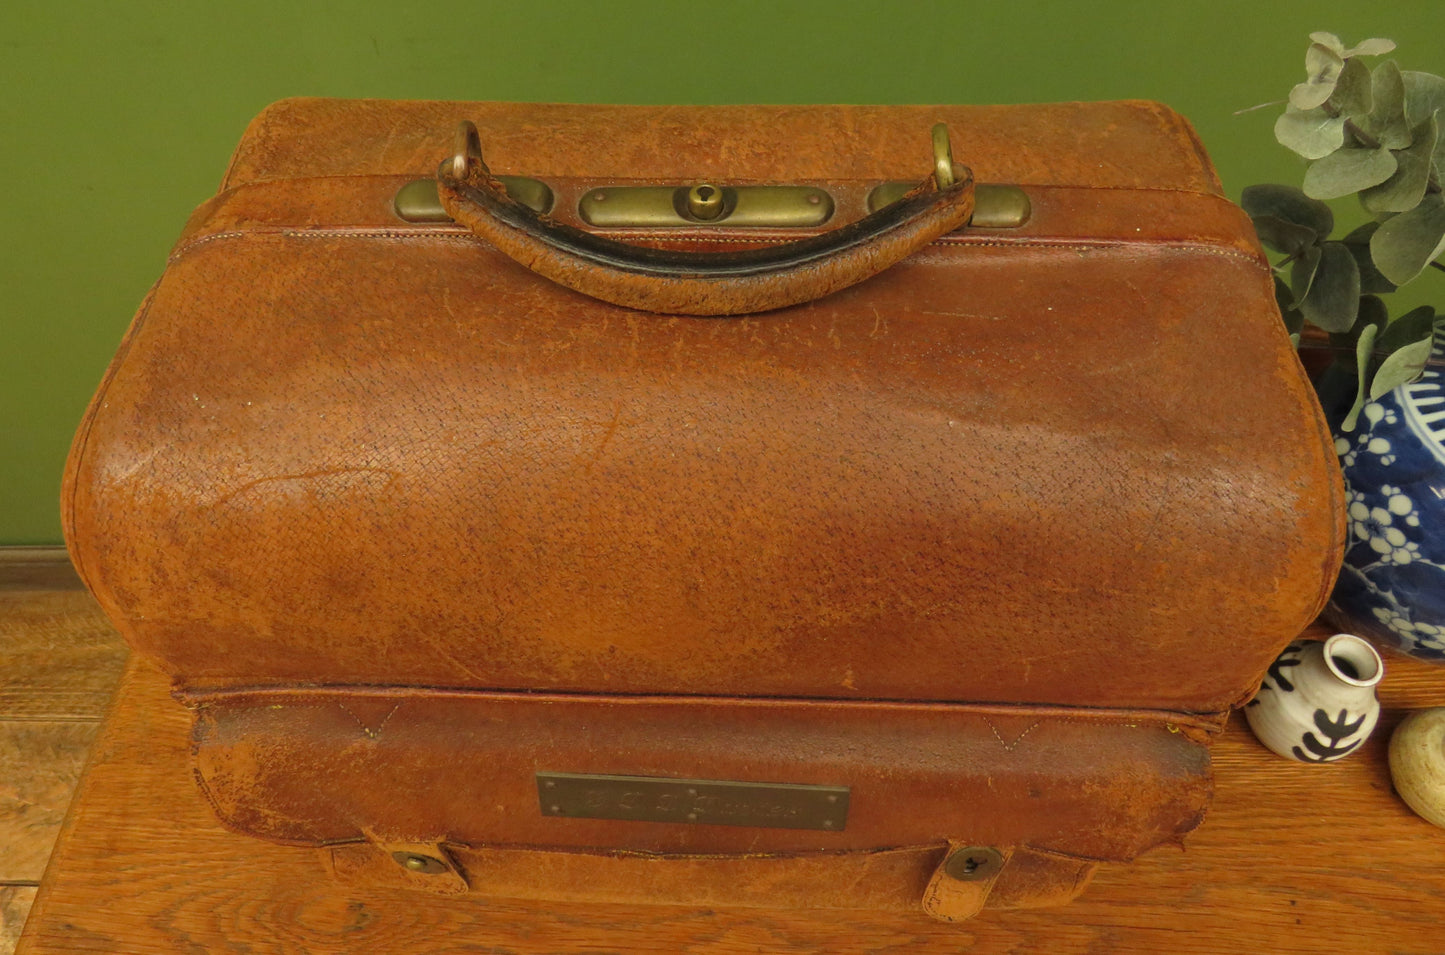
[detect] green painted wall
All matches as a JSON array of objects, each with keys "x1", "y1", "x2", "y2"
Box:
[{"x1": 3, "y1": 1, "x2": 1443, "y2": 543}]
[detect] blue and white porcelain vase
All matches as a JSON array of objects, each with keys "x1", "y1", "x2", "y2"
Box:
[
  {"x1": 1325, "y1": 329, "x2": 1445, "y2": 662},
  {"x1": 1245, "y1": 634, "x2": 1383, "y2": 763}
]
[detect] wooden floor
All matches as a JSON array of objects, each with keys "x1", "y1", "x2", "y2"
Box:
[
  {"x1": 0, "y1": 550, "x2": 127, "y2": 955},
  {"x1": 4, "y1": 548, "x2": 1445, "y2": 952}
]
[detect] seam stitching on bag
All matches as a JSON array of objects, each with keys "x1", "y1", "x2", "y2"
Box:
[
  {"x1": 984, "y1": 718, "x2": 1041, "y2": 751},
  {"x1": 337, "y1": 702, "x2": 402, "y2": 739},
  {"x1": 177, "y1": 684, "x2": 1227, "y2": 732},
  {"x1": 165, "y1": 227, "x2": 1268, "y2": 274}
]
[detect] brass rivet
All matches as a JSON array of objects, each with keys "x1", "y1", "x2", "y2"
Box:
[
  {"x1": 943, "y1": 846, "x2": 1003, "y2": 882},
  {"x1": 548, "y1": 804, "x2": 561, "y2": 813},
  {"x1": 543, "y1": 780, "x2": 556, "y2": 789},
  {"x1": 686, "y1": 812, "x2": 698, "y2": 822},
  {"x1": 391, "y1": 852, "x2": 448, "y2": 875}
]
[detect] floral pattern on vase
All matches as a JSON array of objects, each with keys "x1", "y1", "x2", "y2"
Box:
[{"x1": 1326, "y1": 332, "x2": 1445, "y2": 662}]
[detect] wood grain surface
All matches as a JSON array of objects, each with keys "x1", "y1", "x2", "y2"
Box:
[
  {"x1": 0, "y1": 890, "x2": 37, "y2": 955},
  {"x1": 18, "y1": 642, "x2": 1445, "y2": 955},
  {"x1": 0, "y1": 590, "x2": 127, "y2": 721},
  {"x1": 0, "y1": 578, "x2": 128, "y2": 955},
  {"x1": 0, "y1": 721, "x2": 100, "y2": 883}
]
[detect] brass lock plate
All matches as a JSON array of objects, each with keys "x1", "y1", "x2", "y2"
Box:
[
  {"x1": 394, "y1": 177, "x2": 1028, "y2": 229},
  {"x1": 537, "y1": 772, "x2": 849, "y2": 831},
  {"x1": 578, "y1": 185, "x2": 835, "y2": 228}
]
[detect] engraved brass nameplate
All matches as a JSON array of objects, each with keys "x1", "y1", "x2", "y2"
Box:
[{"x1": 537, "y1": 772, "x2": 850, "y2": 831}]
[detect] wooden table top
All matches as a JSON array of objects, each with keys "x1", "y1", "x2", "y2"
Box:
[{"x1": 16, "y1": 624, "x2": 1445, "y2": 954}]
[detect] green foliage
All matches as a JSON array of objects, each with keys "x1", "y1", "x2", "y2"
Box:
[{"x1": 1247, "y1": 33, "x2": 1444, "y2": 431}]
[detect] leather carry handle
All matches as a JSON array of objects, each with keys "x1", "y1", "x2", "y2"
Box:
[{"x1": 436, "y1": 121, "x2": 976, "y2": 316}]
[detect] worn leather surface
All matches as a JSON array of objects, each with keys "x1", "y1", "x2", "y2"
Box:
[
  {"x1": 187, "y1": 689, "x2": 1213, "y2": 857},
  {"x1": 62, "y1": 99, "x2": 1344, "y2": 915}
]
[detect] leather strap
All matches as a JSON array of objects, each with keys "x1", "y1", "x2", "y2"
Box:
[
  {"x1": 435, "y1": 128, "x2": 976, "y2": 316},
  {"x1": 921, "y1": 842, "x2": 1012, "y2": 922}
]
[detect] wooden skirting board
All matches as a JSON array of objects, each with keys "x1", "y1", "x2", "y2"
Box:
[{"x1": 0, "y1": 550, "x2": 81, "y2": 594}]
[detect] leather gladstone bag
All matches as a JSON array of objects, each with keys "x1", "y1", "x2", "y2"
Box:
[{"x1": 62, "y1": 99, "x2": 1343, "y2": 921}]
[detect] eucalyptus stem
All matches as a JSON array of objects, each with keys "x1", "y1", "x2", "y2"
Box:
[{"x1": 1342, "y1": 118, "x2": 1382, "y2": 151}]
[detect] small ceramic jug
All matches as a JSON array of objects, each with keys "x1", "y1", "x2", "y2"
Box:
[
  {"x1": 1389, "y1": 708, "x2": 1445, "y2": 828},
  {"x1": 1245, "y1": 634, "x2": 1383, "y2": 762}
]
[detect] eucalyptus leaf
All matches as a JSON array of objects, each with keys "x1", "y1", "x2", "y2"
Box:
[
  {"x1": 1376, "y1": 304, "x2": 1437, "y2": 354},
  {"x1": 1251, "y1": 215, "x2": 1322, "y2": 255},
  {"x1": 1407, "y1": 70, "x2": 1445, "y2": 175},
  {"x1": 1302, "y1": 145, "x2": 1397, "y2": 199},
  {"x1": 1276, "y1": 107, "x2": 1348, "y2": 159},
  {"x1": 1290, "y1": 243, "x2": 1323, "y2": 308},
  {"x1": 1291, "y1": 43, "x2": 1345, "y2": 110},
  {"x1": 1328, "y1": 57, "x2": 1374, "y2": 119},
  {"x1": 1371, "y1": 192, "x2": 1445, "y2": 284},
  {"x1": 1298, "y1": 241, "x2": 1361, "y2": 332},
  {"x1": 1364, "y1": 61, "x2": 1412, "y2": 149},
  {"x1": 1403, "y1": 70, "x2": 1445, "y2": 126},
  {"x1": 1341, "y1": 37, "x2": 1397, "y2": 58},
  {"x1": 1370, "y1": 334, "x2": 1435, "y2": 398},
  {"x1": 1274, "y1": 275, "x2": 1305, "y2": 337},
  {"x1": 1240, "y1": 184, "x2": 1334, "y2": 236},
  {"x1": 1328, "y1": 295, "x2": 1387, "y2": 353},
  {"x1": 1307, "y1": 33, "x2": 1397, "y2": 59},
  {"x1": 1340, "y1": 322, "x2": 1378, "y2": 432},
  {"x1": 1361, "y1": 112, "x2": 1439, "y2": 214},
  {"x1": 1342, "y1": 222, "x2": 1398, "y2": 293}
]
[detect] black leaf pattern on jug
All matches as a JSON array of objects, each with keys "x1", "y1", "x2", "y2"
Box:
[
  {"x1": 1268, "y1": 646, "x2": 1304, "y2": 692},
  {"x1": 1249, "y1": 644, "x2": 1305, "y2": 706},
  {"x1": 1291, "y1": 708, "x2": 1367, "y2": 762}
]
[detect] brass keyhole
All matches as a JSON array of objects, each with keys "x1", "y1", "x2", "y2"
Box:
[{"x1": 686, "y1": 183, "x2": 726, "y2": 220}]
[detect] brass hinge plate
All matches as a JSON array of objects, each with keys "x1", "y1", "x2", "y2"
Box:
[
  {"x1": 394, "y1": 175, "x2": 554, "y2": 221},
  {"x1": 537, "y1": 772, "x2": 850, "y2": 831},
  {"x1": 868, "y1": 181, "x2": 1030, "y2": 227}
]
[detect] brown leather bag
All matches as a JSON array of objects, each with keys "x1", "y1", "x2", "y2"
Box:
[{"x1": 62, "y1": 99, "x2": 1343, "y2": 921}]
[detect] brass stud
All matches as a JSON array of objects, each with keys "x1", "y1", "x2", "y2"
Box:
[
  {"x1": 943, "y1": 846, "x2": 1003, "y2": 882},
  {"x1": 391, "y1": 851, "x2": 448, "y2": 875}
]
